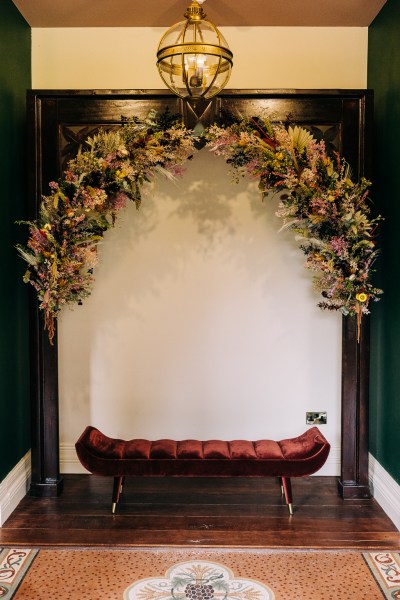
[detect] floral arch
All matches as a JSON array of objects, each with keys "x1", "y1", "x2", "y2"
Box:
[{"x1": 18, "y1": 110, "x2": 382, "y2": 343}]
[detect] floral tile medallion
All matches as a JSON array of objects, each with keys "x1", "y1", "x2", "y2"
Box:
[{"x1": 124, "y1": 560, "x2": 275, "y2": 600}]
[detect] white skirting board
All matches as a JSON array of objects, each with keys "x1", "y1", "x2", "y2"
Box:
[
  {"x1": 369, "y1": 453, "x2": 400, "y2": 531},
  {"x1": 61, "y1": 444, "x2": 89, "y2": 474},
  {"x1": 60, "y1": 443, "x2": 342, "y2": 476},
  {"x1": 0, "y1": 452, "x2": 31, "y2": 527}
]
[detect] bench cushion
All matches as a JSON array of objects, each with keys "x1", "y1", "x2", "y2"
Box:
[{"x1": 75, "y1": 426, "x2": 330, "y2": 479}]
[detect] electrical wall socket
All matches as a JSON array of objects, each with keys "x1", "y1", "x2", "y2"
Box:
[{"x1": 306, "y1": 411, "x2": 327, "y2": 425}]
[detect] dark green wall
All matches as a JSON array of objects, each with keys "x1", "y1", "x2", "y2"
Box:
[
  {"x1": 0, "y1": 1, "x2": 31, "y2": 482},
  {"x1": 368, "y1": 0, "x2": 400, "y2": 485}
]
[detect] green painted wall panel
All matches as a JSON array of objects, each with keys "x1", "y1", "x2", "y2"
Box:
[
  {"x1": 0, "y1": 1, "x2": 31, "y2": 482},
  {"x1": 368, "y1": 0, "x2": 400, "y2": 484}
]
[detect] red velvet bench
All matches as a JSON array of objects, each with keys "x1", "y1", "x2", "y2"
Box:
[{"x1": 75, "y1": 426, "x2": 330, "y2": 515}]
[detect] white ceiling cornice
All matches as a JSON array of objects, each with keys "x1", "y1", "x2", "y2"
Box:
[{"x1": 12, "y1": 0, "x2": 387, "y2": 28}]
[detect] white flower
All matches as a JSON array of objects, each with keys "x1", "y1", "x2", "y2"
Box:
[{"x1": 288, "y1": 126, "x2": 315, "y2": 153}]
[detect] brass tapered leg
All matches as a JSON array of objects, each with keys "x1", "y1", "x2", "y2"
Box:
[
  {"x1": 281, "y1": 477, "x2": 295, "y2": 516},
  {"x1": 112, "y1": 476, "x2": 123, "y2": 514}
]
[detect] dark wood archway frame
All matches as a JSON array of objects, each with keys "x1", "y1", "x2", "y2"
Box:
[{"x1": 26, "y1": 89, "x2": 373, "y2": 500}]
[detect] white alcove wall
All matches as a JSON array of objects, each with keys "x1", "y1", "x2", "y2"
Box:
[{"x1": 58, "y1": 149, "x2": 341, "y2": 475}]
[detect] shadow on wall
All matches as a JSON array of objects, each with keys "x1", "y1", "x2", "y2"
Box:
[
  {"x1": 91, "y1": 150, "x2": 308, "y2": 300},
  {"x1": 57, "y1": 150, "x2": 341, "y2": 445}
]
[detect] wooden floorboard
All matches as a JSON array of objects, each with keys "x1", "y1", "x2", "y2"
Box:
[{"x1": 1, "y1": 475, "x2": 399, "y2": 549}]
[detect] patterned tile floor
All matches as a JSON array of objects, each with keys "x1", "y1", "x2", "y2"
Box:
[{"x1": 2, "y1": 547, "x2": 399, "y2": 599}]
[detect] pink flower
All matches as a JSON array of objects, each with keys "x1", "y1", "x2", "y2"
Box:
[
  {"x1": 330, "y1": 235, "x2": 348, "y2": 256},
  {"x1": 80, "y1": 187, "x2": 107, "y2": 209},
  {"x1": 110, "y1": 192, "x2": 128, "y2": 211},
  {"x1": 310, "y1": 196, "x2": 330, "y2": 215}
]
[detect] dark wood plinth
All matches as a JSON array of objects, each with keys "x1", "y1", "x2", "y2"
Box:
[
  {"x1": 29, "y1": 479, "x2": 64, "y2": 498},
  {"x1": 337, "y1": 481, "x2": 371, "y2": 499}
]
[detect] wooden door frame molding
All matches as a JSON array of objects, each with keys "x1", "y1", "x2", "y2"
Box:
[{"x1": 26, "y1": 89, "x2": 373, "y2": 500}]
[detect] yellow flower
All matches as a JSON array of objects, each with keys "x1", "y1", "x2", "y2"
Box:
[
  {"x1": 116, "y1": 170, "x2": 126, "y2": 179},
  {"x1": 356, "y1": 293, "x2": 368, "y2": 303},
  {"x1": 324, "y1": 157, "x2": 334, "y2": 176},
  {"x1": 43, "y1": 223, "x2": 52, "y2": 230}
]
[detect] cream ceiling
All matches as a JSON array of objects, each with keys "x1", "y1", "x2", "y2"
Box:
[{"x1": 13, "y1": 0, "x2": 386, "y2": 28}]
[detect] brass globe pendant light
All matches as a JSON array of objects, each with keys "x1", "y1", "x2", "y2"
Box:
[{"x1": 156, "y1": 0, "x2": 233, "y2": 101}]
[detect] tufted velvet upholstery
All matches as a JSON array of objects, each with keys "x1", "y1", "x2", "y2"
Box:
[
  {"x1": 75, "y1": 426, "x2": 330, "y2": 514},
  {"x1": 75, "y1": 426, "x2": 330, "y2": 479}
]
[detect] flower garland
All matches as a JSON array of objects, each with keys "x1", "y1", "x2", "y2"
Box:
[
  {"x1": 18, "y1": 111, "x2": 382, "y2": 343},
  {"x1": 17, "y1": 110, "x2": 196, "y2": 342},
  {"x1": 206, "y1": 117, "x2": 382, "y2": 339}
]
